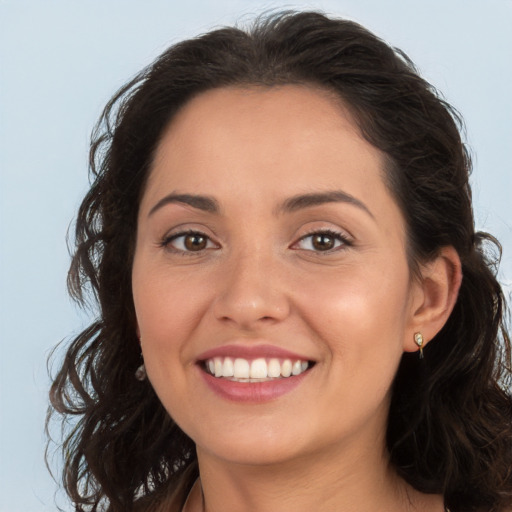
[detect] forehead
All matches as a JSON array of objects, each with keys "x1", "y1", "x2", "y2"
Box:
[{"x1": 143, "y1": 85, "x2": 392, "y2": 215}]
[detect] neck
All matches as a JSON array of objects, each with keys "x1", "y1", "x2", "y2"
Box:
[{"x1": 190, "y1": 434, "x2": 443, "y2": 512}]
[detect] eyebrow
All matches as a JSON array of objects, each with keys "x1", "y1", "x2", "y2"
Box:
[
  {"x1": 277, "y1": 190, "x2": 374, "y2": 218},
  {"x1": 148, "y1": 193, "x2": 220, "y2": 217},
  {"x1": 148, "y1": 190, "x2": 373, "y2": 219}
]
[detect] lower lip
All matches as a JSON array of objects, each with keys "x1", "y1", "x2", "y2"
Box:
[{"x1": 199, "y1": 367, "x2": 309, "y2": 403}]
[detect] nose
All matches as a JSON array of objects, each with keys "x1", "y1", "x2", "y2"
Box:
[{"x1": 212, "y1": 251, "x2": 290, "y2": 330}]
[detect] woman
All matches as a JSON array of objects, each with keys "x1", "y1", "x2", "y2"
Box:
[{"x1": 48, "y1": 11, "x2": 512, "y2": 512}]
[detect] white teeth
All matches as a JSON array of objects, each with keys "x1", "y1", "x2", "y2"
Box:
[
  {"x1": 250, "y1": 358, "x2": 268, "y2": 378},
  {"x1": 292, "y1": 360, "x2": 302, "y2": 375},
  {"x1": 233, "y1": 358, "x2": 250, "y2": 379},
  {"x1": 281, "y1": 359, "x2": 292, "y2": 377},
  {"x1": 223, "y1": 357, "x2": 234, "y2": 377},
  {"x1": 268, "y1": 358, "x2": 281, "y2": 378},
  {"x1": 214, "y1": 357, "x2": 223, "y2": 377},
  {"x1": 205, "y1": 356, "x2": 311, "y2": 380}
]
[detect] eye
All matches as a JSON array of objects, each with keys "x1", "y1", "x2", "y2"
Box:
[
  {"x1": 162, "y1": 231, "x2": 217, "y2": 253},
  {"x1": 293, "y1": 230, "x2": 351, "y2": 252}
]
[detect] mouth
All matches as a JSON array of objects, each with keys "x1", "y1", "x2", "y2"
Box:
[
  {"x1": 195, "y1": 345, "x2": 316, "y2": 402},
  {"x1": 201, "y1": 356, "x2": 314, "y2": 382}
]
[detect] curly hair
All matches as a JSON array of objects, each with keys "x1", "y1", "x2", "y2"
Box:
[{"x1": 47, "y1": 10, "x2": 512, "y2": 512}]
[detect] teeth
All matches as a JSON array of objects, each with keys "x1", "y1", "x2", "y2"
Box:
[
  {"x1": 214, "y1": 357, "x2": 223, "y2": 377},
  {"x1": 250, "y1": 358, "x2": 268, "y2": 378},
  {"x1": 281, "y1": 360, "x2": 292, "y2": 377},
  {"x1": 233, "y1": 358, "x2": 250, "y2": 379},
  {"x1": 268, "y1": 358, "x2": 281, "y2": 378},
  {"x1": 292, "y1": 360, "x2": 302, "y2": 375},
  {"x1": 223, "y1": 357, "x2": 234, "y2": 377},
  {"x1": 205, "y1": 356, "x2": 311, "y2": 380}
]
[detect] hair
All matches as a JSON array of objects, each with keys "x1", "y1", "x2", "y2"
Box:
[{"x1": 47, "y1": 10, "x2": 512, "y2": 512}]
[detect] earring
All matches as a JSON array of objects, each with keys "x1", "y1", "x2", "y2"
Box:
[
  {"x1": 135, "y1": 363, "x2": 147, "y2": 381},
  {"x1": 414, "y1": 332, "x2": 424, "y2": 359},
  {"x1": 135, "y1": 346, "x2": 147, "y2": 381}
]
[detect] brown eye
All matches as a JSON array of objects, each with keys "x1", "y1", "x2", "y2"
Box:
[
  {"x1": 293, "y1": 230, "x2": 350, "y2": 253},
  {"x1": 164, "y1": 231, "x2": 216, "y2": 253},
  {"x1": 311, "y1": 233, "x2": 336, "y2": 251},
  {"x1": 184, "y1": 233, "x2": 208, "y2": 251}
]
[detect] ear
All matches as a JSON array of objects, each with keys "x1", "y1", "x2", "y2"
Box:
[{"x1": 404, "y1": 246, "x2": 462, "y2": 353}]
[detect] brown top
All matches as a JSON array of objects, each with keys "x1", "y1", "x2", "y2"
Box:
[{"x1": 133, "y1": 462, "x2": 198, "y2": 512}]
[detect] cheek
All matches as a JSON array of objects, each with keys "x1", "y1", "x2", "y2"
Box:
[
  {"x1": 293, "y1": 258, "x2": 411, "y2": 359},
  {"x1": 132, "y1": 260, "x2": 223, "y2": 393},
  {"x1": 134, "y1": 270, "x2": 209, "y2": 340},
  {"x1": 302, "y1": 265, "x2": 410, "y2": 405},
  {"x1": 132, "y1": 269, "x2": 207, "y2": 412}
]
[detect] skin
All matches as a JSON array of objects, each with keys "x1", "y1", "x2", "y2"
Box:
[{"x1": 132, "y1": 85, "x2": 460, "y2": 511}]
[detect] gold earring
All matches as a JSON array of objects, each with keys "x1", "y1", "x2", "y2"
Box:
[{"x1": 414, "y1": 332, "x2": 424, "y2": 359}]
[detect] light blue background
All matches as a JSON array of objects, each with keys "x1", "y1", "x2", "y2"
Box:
[{"x1": 1, "y1": 1, "x2": 511, "y2": 510}]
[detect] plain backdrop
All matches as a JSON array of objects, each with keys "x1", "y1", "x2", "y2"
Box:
[{"x1": 1, "y1": 1, "x2": 511, "y2": 510}]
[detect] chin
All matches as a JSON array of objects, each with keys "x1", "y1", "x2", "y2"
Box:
[
  {"x1": 197, "y1": 437, "x2": 305, "y2": 467},
  {"x1": 191, "y1": 416, "x2": 327, "y2": 468}
]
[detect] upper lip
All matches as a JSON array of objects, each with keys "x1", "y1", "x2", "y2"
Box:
[{"x1": 196, "y1": 344, "x2": 314, "y2": 362}]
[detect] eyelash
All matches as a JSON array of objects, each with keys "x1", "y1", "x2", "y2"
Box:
[
  {"x1": 161, "y1": 228, "x2": 352, "y2": 255},
  {"x1": 292, "y1": 229, "x2": 352, "y2": 253},
  {"x1": 160, "y1": 230, "x2": 217, "y2": 255}
]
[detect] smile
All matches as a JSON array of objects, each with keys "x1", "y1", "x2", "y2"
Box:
[
  {"x1": 196, "y1": 345, "x2": 315, "y2": 402},
  {"x1": 204, "y1": 357, "x2": 311, "y2": 381}
]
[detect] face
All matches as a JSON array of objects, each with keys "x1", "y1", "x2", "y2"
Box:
[{"x1": 132, "y1": 85, "x2": 421, "y2": 468}]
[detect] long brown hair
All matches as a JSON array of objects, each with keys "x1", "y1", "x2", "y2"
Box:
[{"x1": 48, "y1": 11, "x2": 512, "y2": 512}]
